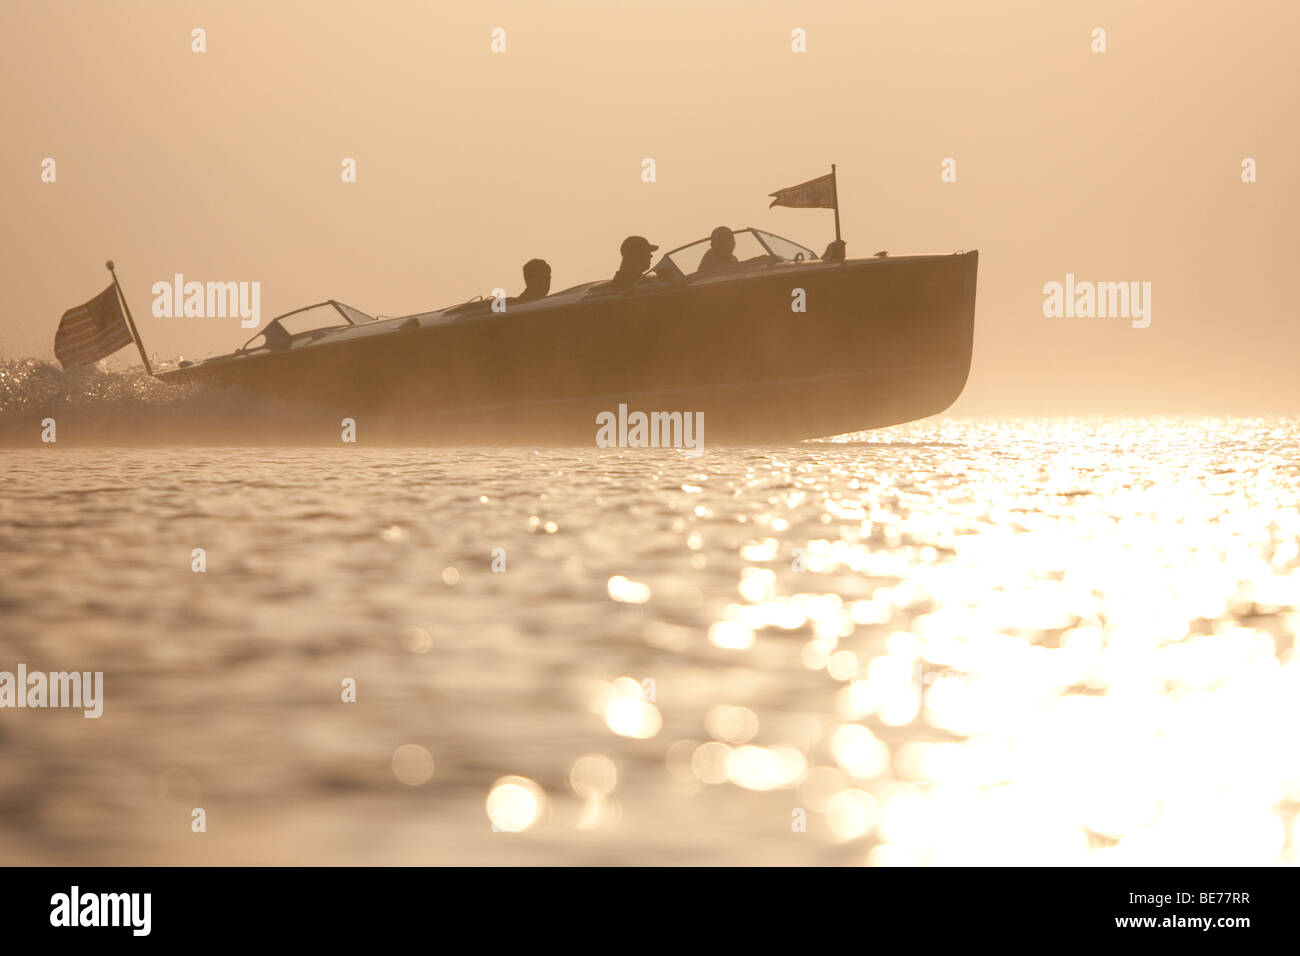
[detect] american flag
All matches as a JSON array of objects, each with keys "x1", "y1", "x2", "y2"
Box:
[{"x1": 53, "y1": 283, "x2": 134, "y2": 369}]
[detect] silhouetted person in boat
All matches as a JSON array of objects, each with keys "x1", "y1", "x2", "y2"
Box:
[
  {"x1": 516, "y1": 258, "x2": 551, "y2": 302},
  {"x1": 697, "y1": 226, "x2": 738, "y2": 272},
  {"x1": 822, "y1": 239, "x2": 847, "y2": 262},
  {"x1": 610, "y1": 235, "x2": 659, "y2": 291}
]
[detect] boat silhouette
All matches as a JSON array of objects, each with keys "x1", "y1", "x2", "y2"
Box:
[{"x1": 153, "y1": 227, "x2": 978, "y2": 444}]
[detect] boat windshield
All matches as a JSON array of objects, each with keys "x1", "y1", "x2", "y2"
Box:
[
  {"x1": 654, "y1": 227, "x2": 818, "y2": 276},
  {"x1": 753, "y1": 229, "x2": 819, "y2": 262},
  {"x1": 334, "y1": 302, "x2": 375, "y2": 326},
  {"x1": 240, "y1": 300, "x2": 374, "y2": 351}
]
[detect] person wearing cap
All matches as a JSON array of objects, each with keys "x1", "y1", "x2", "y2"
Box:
[
  {"x1": 609, "y1": 235, "x2": 659, "y2": 291},
  {"x1": 697, "y1": 226, "x2": 738, "y2": 273},
  {"x1": 515, "y1": 258, "x2": 551, "y2": 303}
]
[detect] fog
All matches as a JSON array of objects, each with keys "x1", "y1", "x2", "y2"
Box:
[{"x1": 1, "y1": 0, "x2": 1296, "y2": 414}]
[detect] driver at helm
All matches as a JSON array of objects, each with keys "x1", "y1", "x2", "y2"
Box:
[{"x1": 696, "y1": 226, "x2": 738, "y2": 273}]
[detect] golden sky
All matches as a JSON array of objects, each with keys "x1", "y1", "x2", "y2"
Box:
[{"x1": 1, "y1": 0, "x2": 1296, "y2": 414}]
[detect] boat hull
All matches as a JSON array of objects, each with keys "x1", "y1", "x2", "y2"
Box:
[{"x1": 161, "y1": 251, "x2": 978, "y2": 444}]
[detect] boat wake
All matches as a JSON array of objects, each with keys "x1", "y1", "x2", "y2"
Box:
[{"x1": 0, "y1": 357, "x2": 344, "y2": 447}]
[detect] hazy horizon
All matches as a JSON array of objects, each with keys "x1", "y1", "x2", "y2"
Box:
[{"x1": 2, "y1": 0, "x2": 1297, "y2": 416}]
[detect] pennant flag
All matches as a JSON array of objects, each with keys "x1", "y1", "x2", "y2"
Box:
[
  {"x1": 54, "y1": 283, "x2": 135, "y2": 368},
  {"x1": 769, "y1": 172, "x2": 837, "y2": 209}
]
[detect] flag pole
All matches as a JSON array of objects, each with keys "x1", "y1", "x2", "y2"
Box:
[
  {"x1": 106, "y1": 260, "x2": 155, "y2": 377},
  {"x1": 831, "y1": 163, "x2": 842, "y2": 243}
]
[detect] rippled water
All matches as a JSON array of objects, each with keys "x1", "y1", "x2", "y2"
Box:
[{"x1": 2, "y1": 417, "x2": 1299, "y2": 864}]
